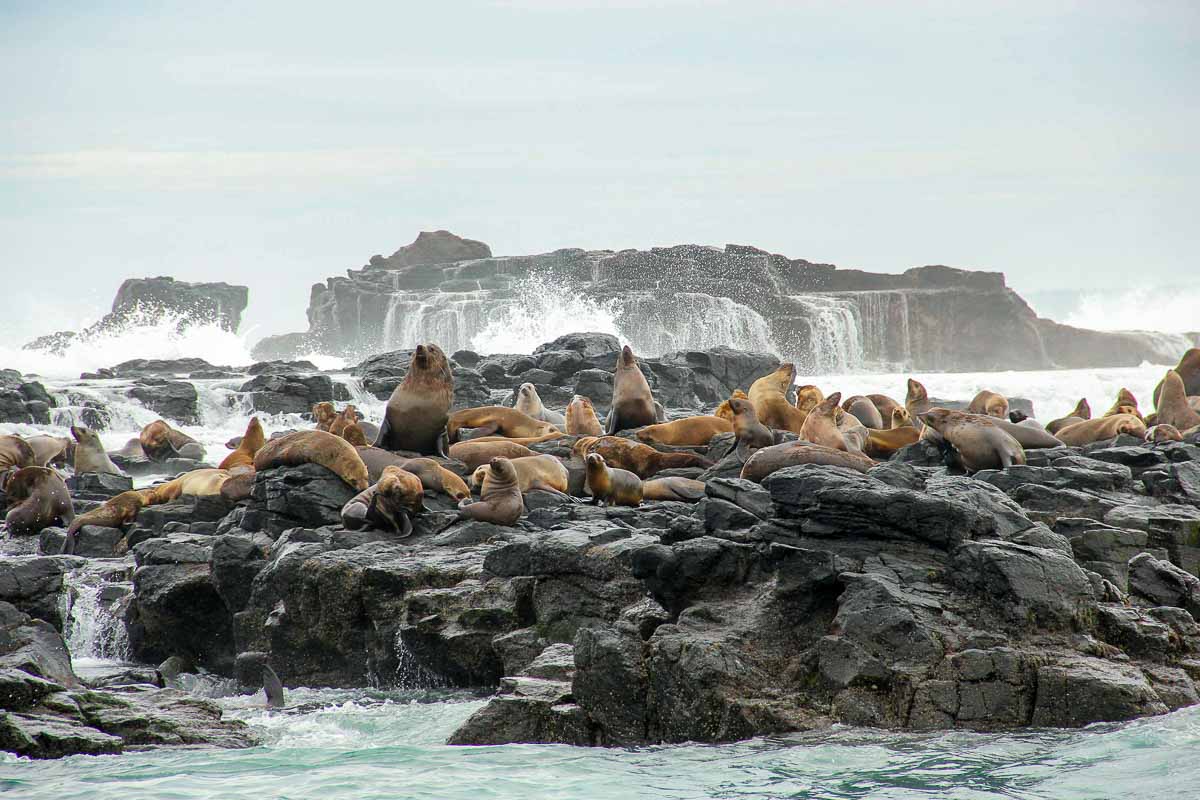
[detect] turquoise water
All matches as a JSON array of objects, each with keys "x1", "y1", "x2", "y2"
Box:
[{"x1": 3, "y1": 687, "x2": 1198, "y2": 799}]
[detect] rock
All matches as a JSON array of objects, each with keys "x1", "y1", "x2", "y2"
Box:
[
  {"x1": 238, "y1": 373, "x2": 336, "y2": 415},
  {"x1": 534, "y1": 333, "x2": 621, "y2": 359},
  {"x1": 0, "y1": 558, "x2": 69, "y2": 629},
  {"x1": 0, "y1": 602, "x2": 78, "y2": 688},
  {"x1": 374, "y1": 230, "x2": 492, "y2": 268},
  {"x1": 1030, "y1": 658, "x2": 1167, "y2": 726},
  {"x1": 246, "y1": 359, "x2": 319, "y2": 375},
  {"x1": 126, "y1": 379, "x2": 200, "y2": 424},
  {"x1": 240, "y1": 464, "x2": 360, "y2": 536},
  {"x1": 1128, "y1": 553, "x2": 1200, "y2": 617},
  {"x1": 950, "y1": 540, "x2": 1094, "y2": 629}
]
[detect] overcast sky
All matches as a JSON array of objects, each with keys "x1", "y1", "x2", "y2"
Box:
[{"x1": 2, "y1": 0, "x2": 1197, "y2": 343}]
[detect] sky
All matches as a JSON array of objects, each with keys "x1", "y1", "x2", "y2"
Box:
[{"x1": 2, "y1": 0, "x2": 1198, "y2": 344}]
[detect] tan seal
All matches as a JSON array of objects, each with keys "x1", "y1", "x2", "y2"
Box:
[
  {"x1": 24, "y1": 435, "x2": 71, "y2": 468},
  {"x1": 1154, "y1": 348, "x2": 1200, "y2": 406},
  {"x1": 69, "y1": 426, "x2": 123, "y2": 475},
  {"x1": 63, "y1": 489, "x2": 147, "y2": 555},
  {"x1": 448, "y1": 406, "x2": 561, "y2": 443},
  {"x1": 1153, "y1": 369, "x2": 1200, "y2": 432},
  {"x1": 740, "y1": 441, "x2": 875, "y2": 483},
  {"x1": 889, "y1": 407, "x2": 913, "y2": 429},
  {"x1": 565, "y1": 395, "x2": 604, "y2": 436},
  {"x1": 748, "y1": 364, "x2": 806, "y2": 433},
  {"x1": 572, "y1": 436, "x2": 711, "y2": 479},
  {"x1": 312, "y1": 402, "x2": 338, "y2": 431},
  {"x1": 472, "y1": 453, "x2": 569, "y2": 495},
  {"x1": 376, "y1": 343, "x2": 453, "y2": 456},
  {"x1": 219, "y1": 417, "x2": 264, "y2": 472},
  {"x1": 1046, "y1": 398, "x2": 1091, "y2": 434},
  {"x1": 635, "y1": 416, "x2": 731, "y2": 447},
  {"x1": 606, "y1": 345, "x2": 658, "y2": 433},
  {"x1": 4, "y1": 466, "x2": 73, "y2": 536},
  {"x1": 584, "y1": 453, "x2": 643, "y2": 507},
  {"x1": 139, "y1": 420, "x2": 203, "y2": 462},
  {"x1": 448, "y1": 440, "x2": 536, "y2": 471},
  {"x1": 458, "y1": 457, "x2": 524, "y2": 525},
  {"x1": 967, "y1": 390, "x2": 1009, "y2": 419},
  {"x1": 729, "y1": 397, "x2": 775, "y2": 457},
  {"x1": 842, "y1": 395, "x2": 883, "y2": 429},
  {"x1": 1146, "y1": 424, "x2": 1183, "y2": 444},
  {"x1": 254, "y1": 430, "x2": 369, "y2": 490},
  {"x1": 1056, "y1": 414, "x2": 1147, "y2": 446},
  {"x1": 1104, "y1": 388, "x2": 1143, "y2": 419},
  {"x1": 341, "y1": 464, "x2": 425, "y2": 536},
  {"x1": 396, "y1": 457, "x2": 471, "y2": 501},
  {"x1": 800, "y1": 392, "x2": 853, "y2": 451},
  {"x1": 918, "y1": 409, "x2": 1025, "y2": 471},
  {"x1": 514, "y1": 383, "x2": 566, "y2": 428},
  {"x1": 0, "y1": 435, "x2": 38, "y2": 473},
  {"x1": 867, "y1": 393, "x2": 903, "y2": 424},
  {"x1": 905, "y1": 379, "x2": 932, "y2": 429},
  {"x1": 794, "y1": 384, "x2": 825, "y2": 419},
  {"x1": 141, "y1": 468, "x2": 231, "y2": 505},
  {"x1": 864, "y1": 425, "x2": 921, "y2": 459},
  {"x1": 715, "y1": 389, "x2": 749, "y2": 422},
  {"x1": 642, "y1": 476, "x2": 706, "y2": 502}
]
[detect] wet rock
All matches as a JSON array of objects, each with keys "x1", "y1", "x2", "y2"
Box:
[
  {"x1": 950, "y1": 540, "x2": 1094, "y2": 629},
  {"x1": 238, "y1": 373, "x2": 336, "y2": 415},
  {"x1": 1030, "y1": 658, "x2": 1167, "y2": 726},
  {"x1": 127, "y1": 379, "x2": 200, "y2": 425},
  {"x1": 241, "y1": 464, "x2": 359, "y2": 536},
  {"x1": 66, "y1": 472, "x2": 134, "y2": 501},
  {"x1": 0, "y1": 558, "x2": 70, "y2": 629},
  {"x1": 0, "y1": 602, "x2": 77, "y2": 688},
  {"x1": 1128, "y1": 553, "x2": 1200, "y2": 617}
]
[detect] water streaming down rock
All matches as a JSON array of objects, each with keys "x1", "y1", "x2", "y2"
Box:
[
  {"x1": 840, "y1": 290, "x2": 913, "y2": 370},
  {"x1": 60, "y1": 566, "x2": 131, "y2": 663},
  {"x1": 787, "y1": 295, "x2": 865, "y2": 373}
]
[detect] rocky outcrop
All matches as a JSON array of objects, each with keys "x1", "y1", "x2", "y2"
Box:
[{"x1": 0, "y1": 369, "x2": 53, "y2": 425}]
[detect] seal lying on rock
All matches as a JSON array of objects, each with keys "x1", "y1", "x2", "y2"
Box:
[
  {"x1": 63, "y1": 489, "x2": 146, "y2": 553},
  {"x1": 470, "y1": 454, "x2": 568, "y2": 495},
  {"x1": 70, "y1": 426, "x2": 124, "y2": 475},
  {"x1": 396, "y1": 457, "x2": 470, "y2": 501},
  {"x1": 864, "y1": 422, "x2": 921, "y2": 458},
  {"x1": 573, "y1": 436, "x2": 711, "y2": 479},
  {"x1": 606, "y1": 345, "x2": 658, "y2": 434},
  {"x1": 918, "y1": 409, "x2": 1025, "y2": 471},
  {"x1": 967, "y1": 389, "x2": 1008, "y2": 418},
  {"x1": 449, "y1": 440, "x2": 536, "y2": 471},
  {"x1": 748, "y1": 364, "x2": 806, "y2": 433},
  {"x1": 636, "y1": 415, "x2": 731, "y2": 447},
  {"x1": 141, "y1": 468, "x2": 231, "y2": 504},
  {"x1": 1056, "y1": 413, "x2": 1147, "y2": 446},
  {"x1": 584, "y1": 453, "x2": 643, "y2": 507},
  {"x1": 254, "y1": 430, "x2": 369, "y2": 491},
  {"x1": 24, "y1": 435, "x2": 71, "y2": 468},
  {"x1": 376, "y1": 343, "x2": 453, "y2": 456},
  {"x1": 341, "y1": 465, "x2": 425, "y2": 536},
  {"x1": 867, "y1": 393, "x2": 903, "y2": 423},
  {"x1": 448, "y1": 406, "x2": 561, "y2": 443},
  {"x1": 642, "y1": 476, "x2": 706, "y2": 502},
  {"x1": 3, "y1": 466, "x2": 73, "y2": 535},
  {"x1": 1046, "y1": 398, "x2": 1091, "y2": 434},
  {"x1": 740, "y1": 440, "x2": 874, "y2": 482},
  {"x1": 219, "y1": 418, "x2": 264, "y2": 472},
  {"x1": 139, "y1": 420, "x2": 205, "y2": 461},
  {"x1": 0, "y1": 435, "x2": 37, "y2": 472},
  {"x1": 842, "y1": 395, "x2": 883, "y2": 429},
  {"x1": 1154, "y1": 369, "x2": 1200, "y2": 432},
  {"x1": 565, "y1": 395, "x2": 603, "y2": 436},
  {"x1": 1105, "y1": 388, "x2": 1143, "y2": 420},
  {"x1": 1146, "y1": 424, "x2": 1183, "y2": 443},
  {"x1": 514, "y1": 383, "x2": 566, "y2": 428},
  {"x1": 458, "y1": 457, "x2": 524, "y2": 525}
]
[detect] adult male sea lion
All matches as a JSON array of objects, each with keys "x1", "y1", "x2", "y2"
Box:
[
  {"x1": 740, "y1": 441, "x2": 874, "y2": 483},
  {"x1": 1154, "y1": 370, "x2": 1200, "y2": 431},
  {"x1": 565, "y1": 395, "x2": 604, "y2": 436},
  {"x1": 748, "y1": 364, "x2": 806, "y2": 433},
  {"x1": 69, "y1": 426, "x2": 124, "y2": 475},
  {"x1": 376, "y1": 343, "x2": 453, "y2": 456},
  {"x1": 514, "y1": 383, "x2": 566, "y2": 428},
  {"x1": 1046, "y1": 398, "x2": 1091, "y2": 434},
  {"x1": 254, "y1": 430, "x2": 369, "y2": 491},
  {"x1": 843, "y1": 395, "x2": 883, "y2": 429},
  {"x1": 606, "y1": 345, "x2": 658, "y2": 433},
  {"x1": 3, "y1": 466, "x2": 73, "y2": 535},
  {"x1": 729, "y1": 397, "x2": 775, "y2": 457},
  {"x1": 448, "y1": 440, "x2": 536, "y2": 471},
  {"x1": 635, "y1": 415, "x2": 731, "y2": 447},
  {"x1": 470, "y1": 453, "x2": 568, "y2": 495},
  {"x1": 1055, "y1": 414, "x2": 1147, "y2": 446},
  {"x1": 1154, "y1": 348, "x2": 1200, "y2": 406},
  {"x1": 219, "y1": 418, "x2": 265, "y2": 472},
  {"x1": 918, "y1": 409, "x2": 1025, "y2": 472},
  {"x1": 458, "y1": 457, "x2": 524, "y2": 525},
  {"x1": 139, "y1": 420, "x2": 204, "y2": 462},
  {"x1": 584, "y1": 453, "x2": 643, "y2": 507},
  {"x1": 967, "y1": 390, "x2": 1009, "y2": 419},
  {"x1": 448, "y1": 406, "x2": 560, "y2": 443},
  {"x1": 573, "y1": 436, "x2": 710, "y2": 479},
  {"x1": 341, "y1": 465, "x2": 425, "y2": 536}
]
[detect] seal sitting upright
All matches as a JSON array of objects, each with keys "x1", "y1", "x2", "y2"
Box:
[
  {"x1": 376, "y1": 343, "x2": 454, "y2": 456},
  {"x1": 606, "y1": 345, "x2": 658, "y2": 433}
]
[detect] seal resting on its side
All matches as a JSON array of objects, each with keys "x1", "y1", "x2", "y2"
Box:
[
  {"x1": 254, "y1": 430, "x2": 369, "y2": 490},
  {"x1": 572, "y1": 436, "x2": 711, "y2": 479},
  {"x1": 642, "y1": 477, "x2": 706, "y2": 502},
  {"x1": 376, "y1": 343, "x2": 454, "y2": 456},
  {"x1": 448, "y1": 406, "x2": 561, "y2": 443},
  {"x1": 458, "y1": 457, "x2": 524, "y2": 525},
  {"x1": 341, "y1": 465, "x2": 425, "y2": 536},
  {"x1": 918, "y1": 409, "x2": 1025, "y2": 472},
  {"x1": 1146, "y1": 424, "x2": 1183, "y2": 443},
  {"x1": 606, "y1": 345, "x2": 658, "y2": 433},
  {"x1": 842, "y1": 395, "x2": 883, "y2": 429},
  {"x1": 3, "y1": 466, "x2": 73, "y2": 535},
  {"x1": 1055, "y1": 413, "x2": 1147, "y2": 446},
  {"x1": 1046, "y1": 398, "x2": 1091, "y2": 434},
  {"x1": 740, "y1": 441, "x2": 875, "y2": 483},
  {"x1": 470, "y1": 454, "x2": 568, "y2": 495},
  {"x1": 448, "y1": 440, "x2": 536, "y2": 471},
  {"x1": 967, "y1": 390, "x2": 1009, "y2": 419},
  {"x1": 636, "y1": 415, "x2": 731, "y2": 447}
]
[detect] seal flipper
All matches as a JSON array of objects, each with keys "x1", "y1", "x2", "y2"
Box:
[
  {"x1": 654, "y1": 401, "x2": 667, "y2": 424},
  {"x1": 262, "y1": 663, "x2": 285, "y2": 708}
]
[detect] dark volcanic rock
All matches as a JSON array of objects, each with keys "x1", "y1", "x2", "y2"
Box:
[
  {"x1": 238, "y1": 373, "x2": 336, "y2": 415},
  {"x1": 127, "y1": 379, "x2": 200, "y2": 425}
]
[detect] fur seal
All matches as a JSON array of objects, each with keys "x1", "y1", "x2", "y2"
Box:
[
  {"x1": 905, "y1": 379, "x2": 932, "y2": 430},
  {"x1": 24, "y1": 435, "x2": 71, "y2": 468},
  {"x1": 139, "y1": 420, "x2": 204, "y2": 462},
  {"x1": 1154, "y1": 348, "x2": 1200, "y2": 406},
  {"x1": 642, "y1": 477, "x2": 706, "y2": 502},
  {"x1": 1104, "y1": 388, "x2": 1143, "y2": 420},
  {"x1": 967, "y1": 390, "x2": 1009, "y2": 419},
  {"x1": 0, "y1": 435, "x2": 37, "y2": 472},
  {"x1": 395, "y1": 457, "x2": 470, "y2": 501},
  {"x1": 565, "y1": 395, "x2": 604, "y2": 436},
  {"x1": 341, "y1": 465, "x2": 425, "y2": 536},
  {"x1": 340, "y1": 422, "x2": 370, "y2": 447},
  {"x1": 864, "y1": 423, "x2": 921, "y2": 459},
  {"x1": 715, "y1": 390, "x2": 749, "y2": 422},
  {"x1": 800, "y1": 392, "x2": 852, "y2": 451},
  {"x1": 448, "y1": 406, "x2": 560, "y2": 443},
  {"x1": 219, "y1": 418, "x2": 264, "y2": 472},
  {"x1": 584, "y1": 453, "x2": 643, "y2": 507},
  {"x1": 836, "y1": 407, "x2": 869, "y2": 453},
  {"x1": 514, "y1": 383, "x2": 566, "y2": 428},
  {"x1": 1146, "y1": 424, "x2": 1183, "y2": 444},
  {"x1": 471, "y1": 453, "x2": 569, "y2": 495},
  {"x1": 69, "y1": 426, "x2": 124, "y2": 475},
  {"x1": 918, "y1": 409, "x2": 1025, "y2": 472},
  {"x1": 254, "y1": 430, "x2": 369, "y2": 490},
  {"x1": 794, "y1": 384, "x2": 824, "y2": 420},
  {"x1": 1055, "y1": 413, "x2": 1147, "y2": 446},
  {"x1": 1153, "y1": 369, "x2": 1200, "y2": 431},
  {"x1": 606, "y1": 345, "x2": 658, "y2": 434},
  {"x1": 729, "y1": 397, "x2": 775, "y2": 457},
  {"x1": 843, "y1": 395, "x2": 884, "y2": 429},
  {"x1": 1046, "y1": 398, "x2": 1091, "y2": 434},
  {"x1": 740, "y1": 441, "x2": 875, "y2": 483},
  {"x1": 312, "y1": 402, "x2": 338, "y2": 431},
  {"x1": 448, "y1": 440, "x2": 536, "y2": 471},
  {"x1": 63, "y1": 489, "x2": 146, "y2": 554},
  {"x1": 748, "y1": 364, "x2": 806, "y2": 433},
  {"x1": 376, "y1": 343, "x2": 453, "y2": 456},
  {"x1": 867, "y1": 393, "x2": 903, "y2": 423},
  {"x1": 982, "y1": 415, "x2": 1063, "y2": 449},
  {"x1": 889, "y1": 407, "x2": 913, "y2": 429},
  {"x1": 635, "y1": 416, "x2": 731, "y2": 447},
  {"x1": 458, "y1": 457, "x2": 524, "y2": 525},
  {"x1": 140, "y1": 468, "x2": 231, "y2": 505},
  {"x1": 328, "y1": 405, "x2": 360, "y2": 438},
  {"x1": 572, "y1": 436, "x2": 711, "y2": 479},
  {"x1": 3, "y1": 466, "x2": 73, "y2": 535}
]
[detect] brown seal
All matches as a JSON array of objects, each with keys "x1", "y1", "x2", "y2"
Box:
[
  {"x1": 140, "y1": 468, "x2": 231, "y2": 505},
  {"x1": 254, "y1": 430, "x2": 369, "y2": 490},
  {"x1": 1056, "y1": 414, "x2": 1147, "y2": 446},
  {"x1": 458, "y1": 457, "x2": 524, "y2": 525},
  {"x1": 24, "y1": 436, "x2": 71, "y2": 468},
  {"x1": 312, "y1": 402, "x2": 338, "y2": 431},
  {"x1": 905, "y1": 379, "x2": 932, "y2": 429},
  {"x1": 61, "y1": 489, "x2": 148, "y2": 553},
  {"x1": 1104, "y1": 388, "x2": 1142, "y2": 419},
  {"x1": 867, "y1": 393, "x2": 903, "y2": 423},
  {"x1": 328, "y1": 405, "x2": 360, "y2": 438},
  {"x1": 967, "y1": 390, "x2": 1009, "y2": 419},
  {"x1": 642, "y1": 477, "x2": 706, "y2": 502},
  {"x1": 919, "y1": 409, "x2": 1025, "y2": 471},
  {"x1": 1154, "y1": 370, "x2": 1200, "y2": 431},
  {"x1": 978, "y1": 415, "x2": 1064, "y2": 449},
  {"x1": 836, "y1": 406, "x2": 869, "y2": 453},
  {"x1": 471, "y1": 453, "x2": 569, "y2": 494},
  {"x1": 842, "y1": 395, "x2": 883, "y2": 429},
  {"x1": 889, "y1": 407, "x2": 913, "y2": 429},
  {"x1": 376, "y1": 343, "x2": 454, "y2": 456},
  {"x1": 565, "y1": 395, "x2": 604, "y2": 436},
  {"x1": 448, "y1": 406, "x2": 560, "y2": 443},
  {"x1": 219, "y1": 417, "x2": 265, "y2": 471},
  {"x1": 740, "y1": 441, "x2": 875, "y2": 483},
  {"x1": 514, "y1": 383, "x2": 566, "y2": 427},
  {"x1": 340, "y1": 422, "x2": 370, "y2": 447},
  {"x1": 800, "y1": 392, "x2": 852, "y2": 451},
  {"x1": 606, "y1": 345, "x2": 658, "y2": 433},
  {"x1": 573, "y1": 436, "x2": 711, "y2": 479},
  {"x1": 4, "y1": 466, "x2": 73, "y2": 535},
  {"x1": 635, "y1": 416, "x2": 731, "y2": 447},
  {"x1": 1046, "y1": 398, "x2": 1092, "y2": 434},
  {"x1": 1154, "y1": 348, "x2": 1200, "y2": 406},
  {"x1": 584, "y1": 453, "x2": 643, "y2": 507},
  {"x1": 1145, "y1": 424, "x2": 1183, "y2": 444},
  {"x1": 448, "y1": 440, "x2": 536, "y2": 471},
  {"x1": 715, "y1": 390, "x2": 749, "y2": 422},
  {"x1": 0, "y1": 435, "x2": 37, "y2": 472},
  {"x1": 396, "y1": 457, "x2": 471, "y2": 501},
  {"x1": 356, "y1": 445, "x2": 409, "y2": 483},
  {"x1": 69, "y1": 426, "x2": 123, "y2": 475},
  {"x1": 864, "y1": 425, "x2": 921, "y2": 459},
  {"x1": 748, "y1": 364, "x2": 806, "y2": 433},
  {"x1": 341, "y1": 465, "x2": 425, "y2": 536},
  {"x1": 729, "y1": 397, "x2": 775, "y2": 457},
  {"x1": 139, "y1": 420, "x2": 203, "y2": 462}
]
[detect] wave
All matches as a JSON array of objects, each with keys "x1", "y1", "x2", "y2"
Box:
[
  {"x1": 467, "y1": 276, "x2": 623, "y2": 354},
  {"x1": 1062, "y1": 286, "x2": 1200, "y2": 334}
]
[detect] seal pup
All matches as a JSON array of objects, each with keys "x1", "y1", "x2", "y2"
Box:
[
  {"x1": 1154, "y1": 348, "x2": 1200, "y2": 406},
  {"x1": 139, "y1": 420, "x2": 204, "y2": 462},
  {"x1": 341, "y1": 464, "x2": 425, "y2": 536},
  {"x1": 584, "y1": 453, "x2": 643, "y2": 507},
  {"x1": 748, "y1": 364, "x2": 806, "y2": 433},
  {"x1": 68, "y1": 426, "x2": 124, "y2": 475},
  {"x1": 254, "y1": 430, "x2": 369, "y2": 491},
  {"x1": 1055, "y1": 413, "x2": 1146, "y2": 446},
  {"x1": 729, "y1": 397, "x2": 775, "y2": 457},
  {"x1": 740, "y1": 441, "x2": 874, "y2": 483},
  {"x1": 1146, "y1": 424, "x2": 1183, "y2": 444},
  {"x1": 448, "y1": 440, "x2": 536, "y2": 471},
  {"x1": 312, "y1": 402, "x2": 338, "y2": 431},
  {"x1": 1154, "y1": 369, "x2": 1200, "y2": 431},
  {"x1": 572, "y1": 436, "x2": 711, "y2": 479},
  {"x1": 918, "y1": 409, "x2": 1025, "y2": 472},
  {"x1": 635, "y1": 415, "x2": 731, "y2": 447},
  {"x1": 606, "y1": 345, "x2": 658, "y2": 433},
  {"x1": 565, "y1": 395, "x2": 604, "y2": 436},
  {"x1": 448, "y1": 406, "x2": 561, "y2": 443},
  {"x1": 967, "y1": 390, "x2": 1009, "y2": 419},
  {"x1": 376, "y1": 343, "x2": 454, "y2": 456},
  {"x1": 514, "y1": 383, "x2": 566, "y2": 428},
  {"x1": 889, "y1": 407, "x2": 914, "y2": 429},
  {"x1": 842, "y1": 395, "x2": 884, "y2": 429},
  {"x1": 219, "y1": 417, "x2": 264, "y2": 472},
  {"x1": 458, "y1": 457, "x2": 524, "y2": 525},
  {"x1": 3, "y1": 466, "x2": 73, "y2": 535},
  {"x1": 470, "y1": 453, "x2": 569, "y2": 495}
]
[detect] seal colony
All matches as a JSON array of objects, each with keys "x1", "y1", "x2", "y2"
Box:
[{"x1": 3, "y1": 338, "x2": 1200, "y2": 759}]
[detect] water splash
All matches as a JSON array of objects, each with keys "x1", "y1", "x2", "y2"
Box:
[
  {"x1": 1063, "y1": 285, "x2": 1200, "y2": 334},
  {"x1": 60, "y1": 568, "x2": 130, "y2": 663},
  {"x1": 789, "y1": 295, "x2": 864, "y2": 373},
  {"x1": 469, "y1": 276, "x2": 622, "y2": 354}
]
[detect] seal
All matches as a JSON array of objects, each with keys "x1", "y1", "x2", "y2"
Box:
[
  {"x1": 139, "y1": 420, "x2": 204, "y2": 462},
  {"x1": 748, "y1": 364, "x2": 807, "y2": 433},
  {"x1": 837, "y1": 406, "x2": 870, "y2": 453},
  {"x1": 867, "y1": 393, "x2": 903, "y2": 424},
  {"x1": 1154, "y1": 348, "x2": 1200, "y2": 406},
  {"x1": 355, "y1": 445, "x2": 409, "y2": 483},
  {"x1": 729, "y1": 397, "x2": 775, "y2": 457},
  {"x1": 573, "y1": 436, "x2": 711, "y2": 479},
  {"x1": 63, "y1": 489, "x2": 147, "y2": 554},
  {"x1": 376, "y1": 343, "x2": 454, "y2": 456},
  {"x1": 397, "y1": 457, "x2": 471, "y2": 501},
  {"x1": 328, "y1": 405, "x2": 360, "y2": 438},
  {"x1": 471, "y1": 453, "x2": 569, "y2": 495},
  {"x1": 514, "y1": 383, "x2": 566, "y2": 428},
  {"x1": 219, "y1": 417, "x2": 265, "y2": 472},
  {"x1": 635, "y1": 415, "x2": 731, "y2": 447},
  {"x1": 1047, "y1": 398, "x2": 1091, "y2": 434},
  {"x1": 714, "y1": 390, "x2": 749, "y2": 422},
  {"x1": 864, "y1": 424, "x2": 921, "y2": 459},
  {"x1": 1146, "y1": 424, "x2": 1183, "y2": 443},
  {"x1": 905, "y1": 379, "x2": 932, "y2": 429},
  {"x1": 1104, "y1": 388, "x2": 1143, "y2": 419},
  {"x1": 458, "y1": 457, "x2": 524, "y2": 525},
  {"x1": 565, "y1": 395, "x2": 604, "y2": 436},
  {"x1": 1056, "y1": 413, "x2": 1147, "y2": 446},
  {"x1": 68, "y1": 426, "x2": 124, "y2": 475},
  {"x1": 584, "y1": 453, "x2": 643, "y2": 507},
  {"x1": 0, "y1": 435, "x2": 37, "y2": 472},
  {"x1": 918, "y1": 409, "x2": 1025, "y2": 471},
  {"x1": 967, "y1": 390, "x2": 1009, "y2": 419},
  {"x1": 983, "y1": 415, "x2": 1064, "y2": 449},
  {"x1": 606, "y1": 345, "x2": 658, "y2": 433},
  {"x1": 340, "y1": 422, "x2": 370, "y2": 447},
  {"x1": 842, "y1": 395, "x2": 883, "y2": 429},
  {"x1": 794, "y1": 384, "x2": 825, "y2": 421},
  {"x1": 1153, "y1": 369, "x2": 1200, "y2": 431},
  {"x1": 889, "y1": 407, "x2": 914, "y2": 429},
  {"x1": 341, "y1": 464, "x2": 424, "y2": 536},
  {"x1": 312, "y1": 402, "x2": 338, "y2": 431},
  {"x1": 3, "y1": 466, "x2": 73, "y2": 536},
  {"x1": 254, "y1": 430, "x2": 370, "y2": 490},
  {"x1": 448, "y1": 406, "x2": 561, "y2": 443},
  {"x1": 740, "y1": 441, "x2": 875, "y2": 483},
  {"x1": 448, "y1": 440, "x2": 536, "y2": 472},
  {"x1": 140, "y1": 468, "x2": 231, "y2": 505},
  {"x1": 642, "y1": 476, "x2": 706, "y2": 502},
  {"x1": 24, "y1": 435, "x2": 71, "y2": 468},
  {"x1": 800, "y1": 392, "x2": 854, "y2": 451}
]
